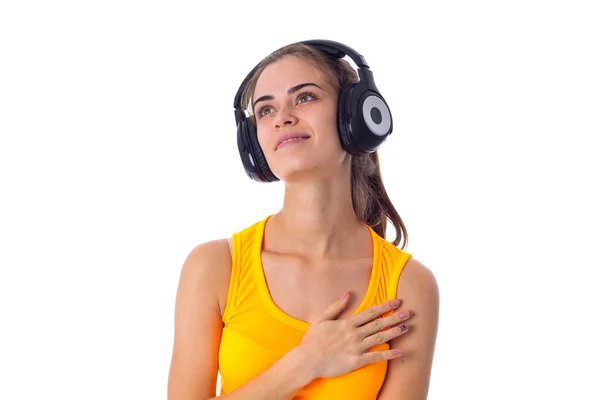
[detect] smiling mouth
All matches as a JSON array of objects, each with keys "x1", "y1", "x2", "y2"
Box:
[{"x1": 276, "y1": 136, "x2": 310, "y2": 149}]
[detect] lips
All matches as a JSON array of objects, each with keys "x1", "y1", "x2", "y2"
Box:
[{"x1": 275, "y1": 133, "x2": 310, "y2": 150}]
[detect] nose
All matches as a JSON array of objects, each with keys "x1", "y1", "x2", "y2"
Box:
[{"x1": 273, "y1": 107, "x2": 298, "y2": 129}]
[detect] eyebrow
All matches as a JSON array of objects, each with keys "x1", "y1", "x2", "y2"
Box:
[{"x1": 252, "y1": 82, "x2": 323, "y2": 110}]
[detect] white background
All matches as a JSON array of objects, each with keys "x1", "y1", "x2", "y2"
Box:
[{"x1": 1, "y1": 1, "x2": 598, "y2": 399}]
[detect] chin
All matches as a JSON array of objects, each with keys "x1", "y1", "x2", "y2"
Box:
[
  {"x1": 272, "y1": 161, "x2": 317, "y2": 182},
  {"x1": 267, "y1": 140, "x2": 348, "y2": 181},
  {"x1": 273, "y1": 158, "x2": 347, "y2": 183}
]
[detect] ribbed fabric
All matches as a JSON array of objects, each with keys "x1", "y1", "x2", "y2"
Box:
[{"x1": 218, "y1": 215, "x2": 412, "y2": 399}]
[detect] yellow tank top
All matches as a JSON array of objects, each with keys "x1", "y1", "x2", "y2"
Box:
[{"x1": 218, "y1": 215, "x2": 412, "y2": 399}]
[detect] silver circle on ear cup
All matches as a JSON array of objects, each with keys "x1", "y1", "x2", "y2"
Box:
[{"x1": 362, "y1": 95, "x2": 392, "y2": 136}]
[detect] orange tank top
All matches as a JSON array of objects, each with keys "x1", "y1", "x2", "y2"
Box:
[{"x1": 218, "y1": 215, "x2": 412, "y2": 399}]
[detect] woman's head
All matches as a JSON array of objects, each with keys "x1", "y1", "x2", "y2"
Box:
[
  {"x1": 239, "y1": 42, "x2": 407, "y2": 249},
  {"x1": 242, "y1": 45, "x2": 357, "y2": 182}
]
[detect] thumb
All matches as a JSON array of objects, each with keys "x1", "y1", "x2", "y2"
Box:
[{"x1": 314, "y1": 292, "x2": 349, "y2": 324}]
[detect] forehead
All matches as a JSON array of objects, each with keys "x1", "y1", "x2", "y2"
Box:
[{"x1": 254, "y1": 55, "x2": 328, "y2": 97}]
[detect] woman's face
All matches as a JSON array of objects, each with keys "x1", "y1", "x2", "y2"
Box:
[{"x1": 252, "y1": 55, "x2": 348, "y2": 182}]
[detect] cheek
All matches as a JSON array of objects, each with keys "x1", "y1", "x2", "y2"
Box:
[
  {"x1": 324, "y1": 105, "x2": 340, "y2": 135},
  {"x1": 255, "y1": 123, "x2": 273, "y2": 148},
  {"x1": 309, "y1": 106, "x2": 338, "y2": 132},
  {"x1": 317, "y1": 110, "x2": 342, "y2": 146}
]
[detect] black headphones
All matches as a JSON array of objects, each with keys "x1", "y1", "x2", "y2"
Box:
[{"x1": 233, "y1": 39, "x2": 393, "y2": 182}]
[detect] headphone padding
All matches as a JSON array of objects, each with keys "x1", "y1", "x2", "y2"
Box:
[
  {"x1": 246, "y1": 122, "x2": 278, "y2": 182},
  {"x1": 337, "y1": 83, "x2": 359, "y2": 155}
]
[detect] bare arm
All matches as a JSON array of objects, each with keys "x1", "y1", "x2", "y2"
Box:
[
  {"x1": 377, "y1": 257, "x2": 440, "y2": 400},
  {"x1": 167, "y1": 239, "x2": 316, "y2": 400},
  {"x1": 167, "y1": 240, "x2": 225, "y2": 399}
]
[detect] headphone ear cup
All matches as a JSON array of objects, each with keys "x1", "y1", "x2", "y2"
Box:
[
  {"x1": 245, "y1": 121, "x2": 279, "y2": 182},
  {"x1": 337, "y1": 83, "x2": 364, "y2": 156},
  {"x1": 361, "y1": 91, "x2": 393, "y2": 139},
  {"x1": 237, "y1": 120, "x2": 260, "y2": 182},
  {"x1": 339, "y1": 84, "x2": 393, "y2": 155}
]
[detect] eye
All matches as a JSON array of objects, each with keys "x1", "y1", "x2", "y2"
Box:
[
  {"x1": 257, "y1": 104, "x2": 274, "y2": 118},
  {"x1": 297, "y1": 91, "x2": 316, "y2": 104}
]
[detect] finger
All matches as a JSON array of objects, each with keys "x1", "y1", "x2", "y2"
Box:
[
  {"x1": 346, "y1": 299, "x2": 402, "y2": 327},
  {"x1": 313, "y1": 292, "x2": 349, "y2": 324},
  {"x1": 356, "y1": 309, "x2": 411, "y2": 339},
  {"x1": 357, "y1": 347, "x2": 404, "y2": 368},
  {"x1": 359, "y1": 322, "x2": 409, "y2": 353}
]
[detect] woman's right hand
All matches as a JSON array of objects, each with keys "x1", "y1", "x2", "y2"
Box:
[{"x1": 298, "y1": 292, "x2": 412, "y2": 380}]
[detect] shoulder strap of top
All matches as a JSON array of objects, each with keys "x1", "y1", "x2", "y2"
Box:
[
  {"x1": 383, "y1": 241, "x2": 413, "y2": 301},
  {"x1": 221, "y1": 228, "x2": 242, "y2": 324},
  {"x1": 221, "y1": 215, "x2": 272, "y2": 324}
]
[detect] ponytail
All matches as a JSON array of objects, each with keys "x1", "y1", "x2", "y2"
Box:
[{"x1": 351, "y1": 152, "x2": 408, "y2": 249}]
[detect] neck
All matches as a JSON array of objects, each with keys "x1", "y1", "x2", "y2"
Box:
[{"x1": 268, "y1": 169, "x2": 365, "y2": 259}]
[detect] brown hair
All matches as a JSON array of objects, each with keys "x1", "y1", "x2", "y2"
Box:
[{"x1": 240, "y1": 43, "x2": 408, "y2": 249}]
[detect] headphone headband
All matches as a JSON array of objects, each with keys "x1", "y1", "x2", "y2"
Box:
[{"x1": 300, "y1": 39, "x2": 370, "y2": 69}]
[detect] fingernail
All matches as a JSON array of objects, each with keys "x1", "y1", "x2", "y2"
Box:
[
  {"x1": 339, "y1": 292, "x2": 348, "y2": 300},
  {"x1": 390, "y1": 299, "x2": 400, "y2": 307},
  {"x1": 399, "y1": 324, "x2": 408, "y2": 332},
  {"x1": 398, "y1": 310, "x2": 410, "y2": 319}
]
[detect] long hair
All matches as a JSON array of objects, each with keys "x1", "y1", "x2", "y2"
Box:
[{"x1": 240, "y1": 43, "x2": 408, "y2": 249}]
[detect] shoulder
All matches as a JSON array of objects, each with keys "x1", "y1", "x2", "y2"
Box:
[
  {"x1": 396, "y1": 257, "x2": 439, "y2": 317},
  {"x1": 380, "y1": 241, "x2": 439, "y2": 302},
  {"x1": 180, "y1": 238, "x2": 233, "y2": 318},
  {"x1": 184, "y1": 238, "x2": 231, "y2": 271},
  {"x1": 399, "y1": 257, "x2": 439, "y2": 300}
]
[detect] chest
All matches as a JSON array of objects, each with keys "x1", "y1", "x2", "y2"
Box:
[{"x1": 259, "y1": 251, "x2": 374, "y2": 324}]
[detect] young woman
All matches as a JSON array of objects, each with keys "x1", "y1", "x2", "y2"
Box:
[{"x1": 168, "y1": 40, "x2": 439, "y2": 400}]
